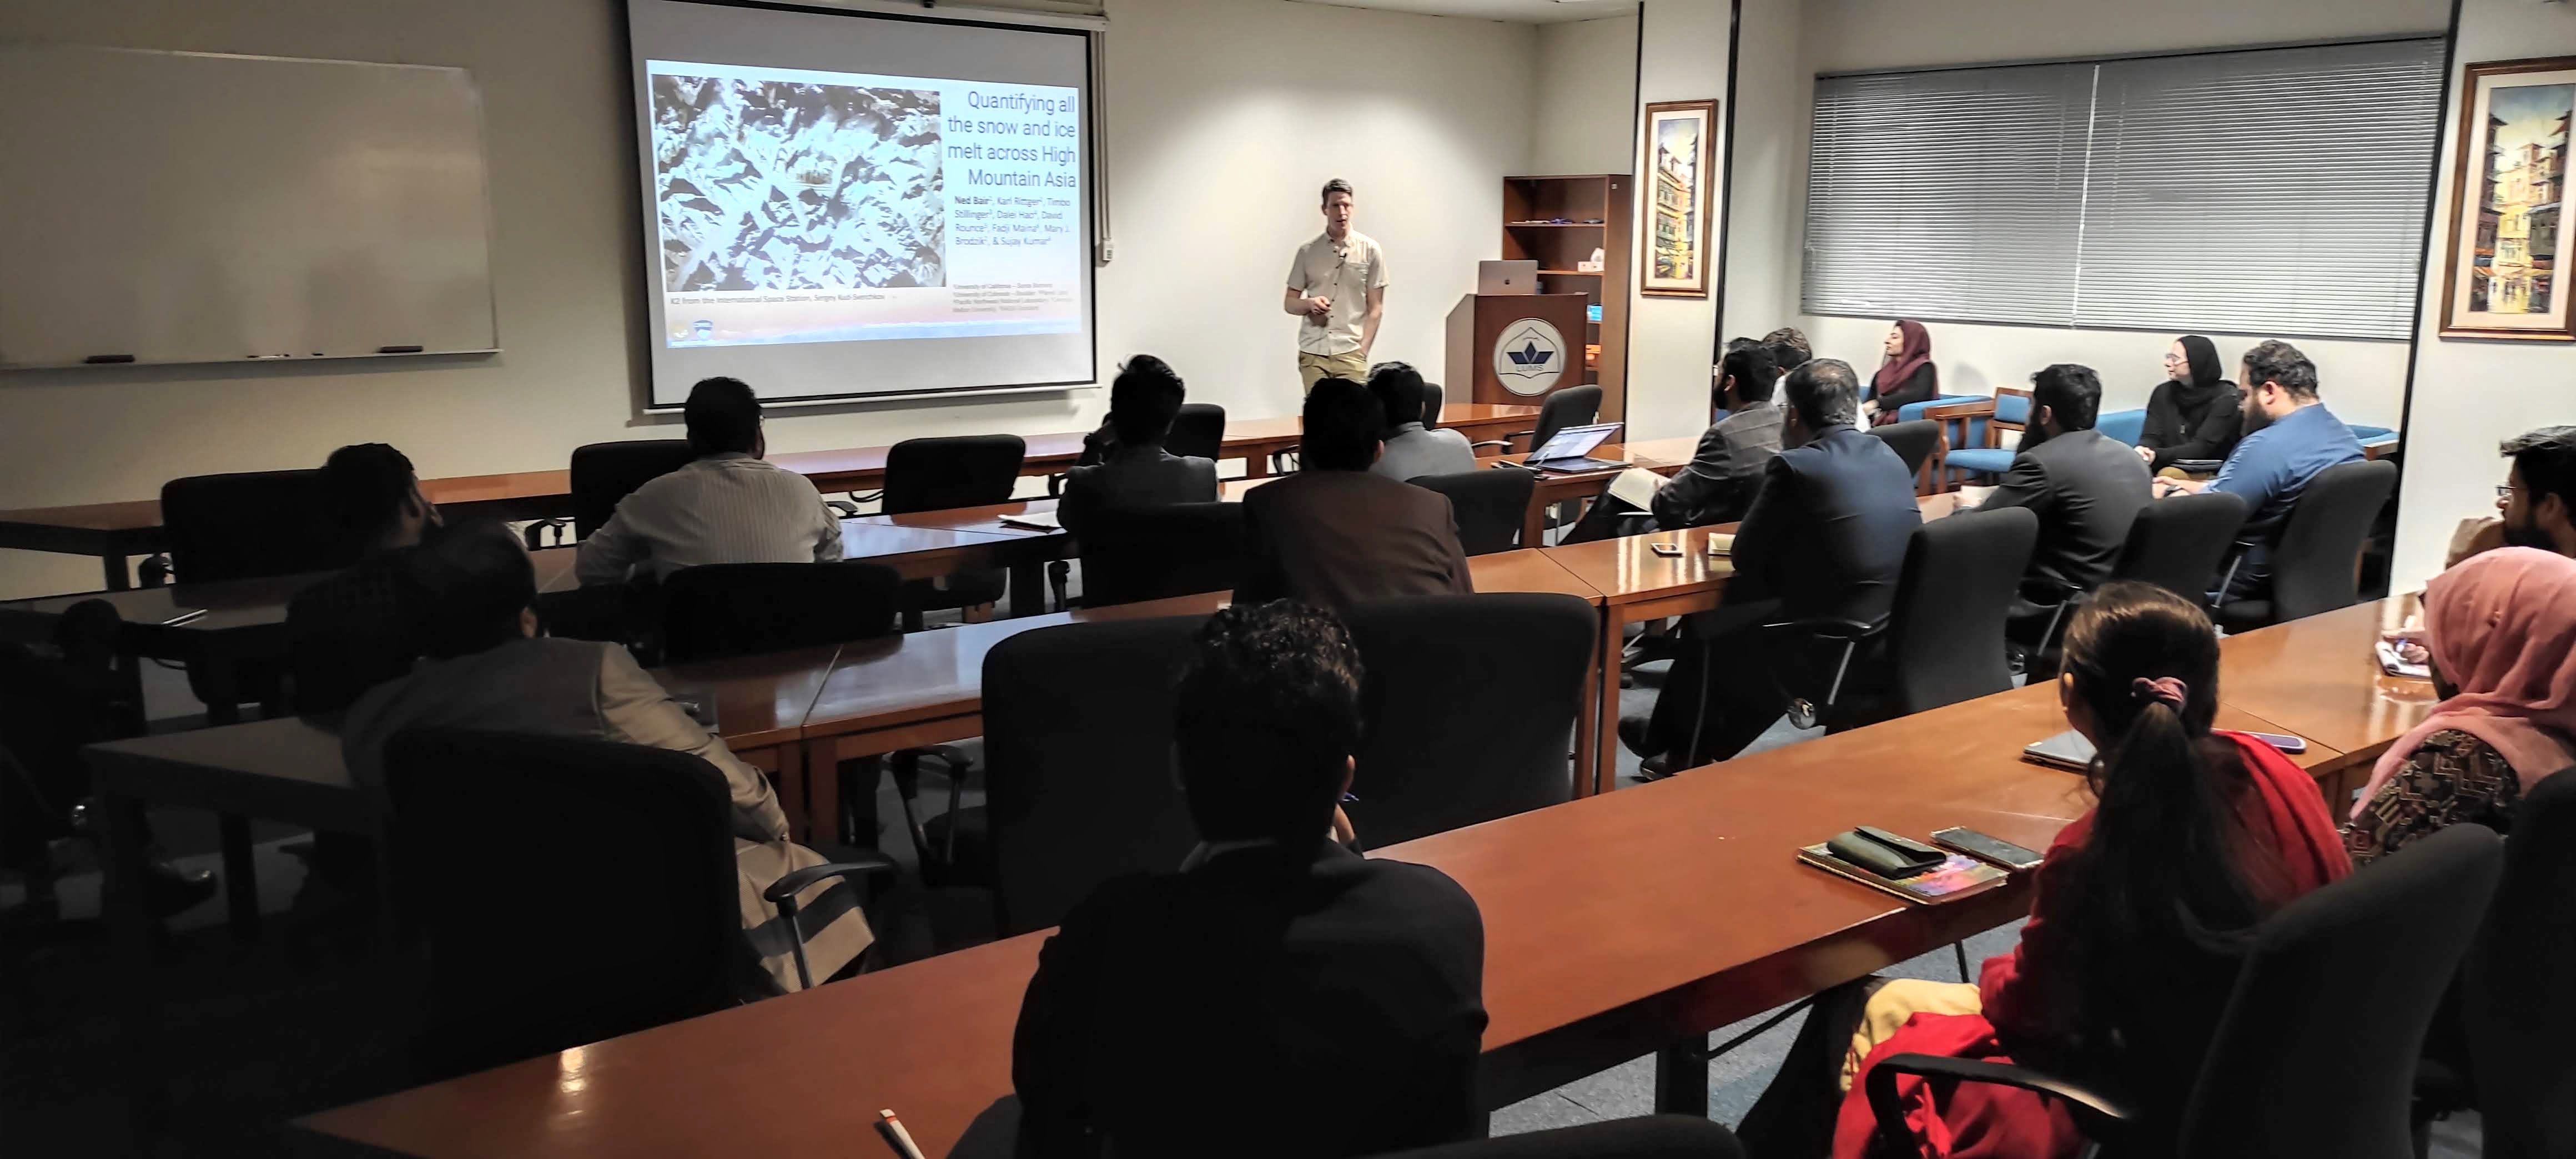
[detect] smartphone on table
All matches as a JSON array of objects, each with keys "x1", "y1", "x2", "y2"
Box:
[{"x1": 1930, "y1": 827, "x2": 2046, "y2": 872}]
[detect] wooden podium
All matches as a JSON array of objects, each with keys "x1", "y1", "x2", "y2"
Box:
[{"x1": 1444, "y1": 292, "x2": 1592, "y2": 407}]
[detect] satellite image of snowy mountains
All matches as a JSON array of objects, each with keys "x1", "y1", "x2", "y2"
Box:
[{"x1": 652, "y1": 73, "x2": 945, "y2": 293}]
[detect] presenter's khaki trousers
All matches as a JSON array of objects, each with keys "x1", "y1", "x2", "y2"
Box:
[{"x1": 1297, "y1": 349, "x2": 1368, "y2": 391}]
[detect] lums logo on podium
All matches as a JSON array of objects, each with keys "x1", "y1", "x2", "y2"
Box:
[{"x1": 1491, "y1": 319, "x2": 1567, "y2": 396}]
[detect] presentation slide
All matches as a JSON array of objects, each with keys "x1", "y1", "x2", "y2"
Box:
[{"x1": 628, "y1": 0, "x2": 1095, "y2": 406}]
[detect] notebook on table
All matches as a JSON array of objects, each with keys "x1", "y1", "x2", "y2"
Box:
[
  {"x1": 1797, "y1": 840, "x2": 2011, "y2": 904},
  {"x1": 2022, "y1": 729, "x2": 2096, "y2": 771}
]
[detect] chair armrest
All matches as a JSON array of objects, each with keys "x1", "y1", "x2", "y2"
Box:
[
  {"x1": 897, "y1": 744, "x2": 975, "y2": 773},
  {"x1": 1468, "y1": 440, "x2": 1510, "y2": 452},
  {"x1": 522, "y1": 518, "x2": 572, "y2": 551},
  {"x1": 1865, "y1": 1052, "x2": 2132, "y2": 1143},
  {"x1": 1763, "y1": 614, "x2": 1891, "y2": 643},
  {"x1": 824, "y1": 501, "x2": 860, "y2": 520},
  {"x1": 846, "y1": 490, "x2": 884, "y2": 505},
  {"x1": 761, "y1": 852, "x2": 901, "y2": 905}
]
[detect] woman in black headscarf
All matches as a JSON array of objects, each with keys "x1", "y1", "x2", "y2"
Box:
[{"x1": 2135, "y1": 335, "x2": 2243, "y2": 471}]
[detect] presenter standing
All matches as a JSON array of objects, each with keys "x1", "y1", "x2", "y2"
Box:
[{"x1": 1284, "y1": 178, "x2": 1388, "y2": 391}]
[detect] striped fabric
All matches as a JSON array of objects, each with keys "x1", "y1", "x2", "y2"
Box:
[{"x1": 573, "y1": 453, "x2": 842, "y2": 584}]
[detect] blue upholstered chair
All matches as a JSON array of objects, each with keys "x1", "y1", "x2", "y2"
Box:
[
  {"x1": 2096, "y1": 409, "x2": 2147, "y2": 447},
  {"x1": 1923, "y1": 387, "x2": 2030, "y2": 490},
  {"x1": 2350, "y1": 424, "x2": 2399, "y2": 460}
]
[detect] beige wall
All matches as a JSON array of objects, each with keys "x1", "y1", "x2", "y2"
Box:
[
  {"x1": 2392, "y1": 0, "x2": 2576, "y2": 591},
  {"x1": 1623, "y1": 0, "x2": 1733, "y2": 443},
  {"x1": 0, "y1": 0, "x2": 1538, "y2": 598},
  {"x1": 1530, "y1": 14, "x2": 1638, "y2": 177}
]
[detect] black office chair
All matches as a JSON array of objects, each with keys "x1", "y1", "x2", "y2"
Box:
[
  {"x1": 1748, "y1": 507, "x2": 2037, "y2": 740},
  {"x1": 939, "y1": 614, "x2": 1210, "y2": 935},
  {"x1": 1868, "y1": 419, "x2": 1943, "y2": 491},
  {"x1": 566, "y1": 440, "x2": 699, "y2": 541},
  {"x1": 0, "y1": 601, "x2": 143, "y2": 925},
  {"x1": 2216, "y1": 459, "x2": 2397, "y2": 632},
  {"x1": 2433, "y1": 770, "x2": 2576, "y2": 1157},
  {"x1": 1420, "y1": 381, "x2": 1445, "y2": 427},
  {"x1": 2112, "y1": 491, "x2": 2249, "y2": 602},
  {"x1": 1473, "y1": 385, "x2": 1601, "y2": 456},
  {"x1": 385, "y1": 728, "x2": 895, "y2": 1079},
  {"x1": 160, "y1": 469, "x2": 353, "y2": 584},
  {"x1": 1410, "y1": 470, "x2": 1536, "y2": 555},
  {"x1": 1343, "y1": 594, "x2": 1593, "y2": 847},
  {"x1": 1166, "y1": 403, "x2": 1226, "y2": 463},
  {"x1": 1865, "y1": 824, "x2": 2505, "y2": 1159},
  {"x1": 1369, "y1": 1116, "x2": 1745, "y2": 1158},
  {"x1": 882, "y1": 435, "x2": 1028, "y2": 629},
  {"x1": 1075, "y1": 502, "x2": 1246, "y2": 608},
  {"x1": 660, "y1": 561, "x2": 902, "y2": 663}
]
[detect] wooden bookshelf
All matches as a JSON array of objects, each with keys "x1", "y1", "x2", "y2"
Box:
[{"x1": 1502, "y1": 174, "x2": 1632, "y2": 421}]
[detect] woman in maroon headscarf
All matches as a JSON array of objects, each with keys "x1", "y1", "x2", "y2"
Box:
[{"x1": 1864, "y1": 319, "x2": 1938, "y2": 427}]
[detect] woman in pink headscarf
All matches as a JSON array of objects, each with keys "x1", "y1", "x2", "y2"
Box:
[
  {"x1": 1864, "y1": 319, "x2": 1938, "y2": 427},
  {"x1": 2347, "y1": 547, "x2": 2576, "y2": 864}
]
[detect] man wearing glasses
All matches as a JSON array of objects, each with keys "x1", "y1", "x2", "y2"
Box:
[
  {"x1": 1284, "y1": 178, "x2": 1388, "y2": 392},
  {"x1": 2447, "y1": 426, "x2": 2576, "y2": 566}
]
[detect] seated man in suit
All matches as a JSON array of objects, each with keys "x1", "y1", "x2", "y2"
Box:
[
  {"x1": 1236, "y1": 377, "x2": 1473, "y2": 610},
  {"x1": 343, "y1": 522, "x2": 870, "y2": 992},
  {"x1": 1654, "y1": 342, "x2": 1787, "y2": 528},
  {"x1": 1366, "y1": 361, "x2": 1475, "y2": 482},
  {"x1": 288, "y1": 443, "x2": 445, "y2": 714},
  {"x1": 1969, "y1": 364, "x2": 2151, "y2": 643},
  {"x1": 575, "y1": 376, "x2": 844, "y2": 585},
  {"x1": 2154, "y1": 339, "x2": 2362, "y2": 601},
  {"x1": 1623, "y1": 359, "x2": 1923, "y2": 776},
  {"x1": 1058, "y1": 354, "x2": 1219, "y2": 535},
  {"x1": 1012, "y1": 601, "x2": 1487, "y2": 1158}
]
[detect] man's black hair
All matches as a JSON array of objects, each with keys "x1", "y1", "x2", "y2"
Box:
[
  {"x1": 1173, "y1": 601, "x2": 1365, "y2": 846},
  {"x1": 1109, "y1": 355, "x2": 1188, "y2": 447},
  {"x1": 683, "y1": 376, "x2": 762, "y2": 456},
  {"x1": 1300, "y1": 377, "x2": 1385, "y2": 471}
]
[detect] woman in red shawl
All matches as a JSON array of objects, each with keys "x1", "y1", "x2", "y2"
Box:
[
  {"x1": 1863, "y1": 320, "x2": 1938, "y2": 427},
  {"x1": 2348, "y1": 546, "x2": 2576, "y2": 864},
  {"x1": 1831, "y1": 581, "x2": 2351, "y2": 1158}
]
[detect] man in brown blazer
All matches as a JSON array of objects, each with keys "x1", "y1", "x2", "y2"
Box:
[
  {"x1": 340, "y1": 522, "x2": 871, "y2": 993},
  {"x1": 1236, "y1": 377, "x2": 1474, "y2": 611}
]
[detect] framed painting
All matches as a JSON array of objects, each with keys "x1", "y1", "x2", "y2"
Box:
[
  {"x1": 1641, "y1": 99, "x2": 1718, "y2": 299},
  {"x1": 2443, "y1": 58, "x2": 2576, "y2": 341}
]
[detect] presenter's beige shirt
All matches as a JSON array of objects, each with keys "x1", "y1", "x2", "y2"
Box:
[{"x1": 1287, "y1": 230, "x2": 1388, "y2": 356}]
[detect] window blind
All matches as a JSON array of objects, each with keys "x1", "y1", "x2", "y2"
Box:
[
  {"x1": 1804, "y1": 63, "x2": 2095, "y2": 326},
  {"x1": 2076, "y1": 41, "x2": 2446, "y2": 339},
  {"x1": 1802, "y1": 38, "x2": 2446, "y2": 341}
]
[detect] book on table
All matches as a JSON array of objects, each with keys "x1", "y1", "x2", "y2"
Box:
[{"x1": 1797, "y1": 840, "x2": 2012, "y2": 904}]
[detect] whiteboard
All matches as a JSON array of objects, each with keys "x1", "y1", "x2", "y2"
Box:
[{"x1": 0, "y1": 47, "x2": 499, "y2": 368}]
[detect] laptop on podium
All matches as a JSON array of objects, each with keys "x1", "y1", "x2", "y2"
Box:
[
  {"x1": 1477, "y1": 259, "x2": 1539, "y2": 295},
  {"x1": 1515, "y1": 422, "x2": 1624, "y2": 473}
]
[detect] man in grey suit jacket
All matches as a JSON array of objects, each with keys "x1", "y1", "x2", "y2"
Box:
[
  {"x1": 341, "y1": 523, "x2": 871, "y2": 992},
  {"x1": 1652, "y1": 343, "x2": 1787, "y2": 529},
  {"x1": 1971, "y1": 364, "x2": 2152, "y2": 641},
  {"x1": 1366, "y1": 362, "x2": 1476, "y2": 482},
  {"x1": 1060, "y1": 355, "x2": 1220, "y2": 535}
]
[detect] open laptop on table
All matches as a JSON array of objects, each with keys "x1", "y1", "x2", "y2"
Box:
[{"x1": 1513, "y1": 422, "x2": 1624, "y2": 473}]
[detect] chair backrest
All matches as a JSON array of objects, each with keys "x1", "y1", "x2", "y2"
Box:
[
  {"x1": 1343, "y1": 594, "x2": 1593, "y2": 847},
  {"x1": 1867, "y1": 419, "x2": 1941, "y2": 481},
  {"x1": 2112, "y1": 491, "x2": 2249, "y2": 601},
  {"x1": 2096, "y1": 408, "x2": 2148, "y2": 447},
  {"x1": 385, "y1": 728, "x2": 746, "y2": 1077},
  {"x1": 570, "y1": 441, "x2": 699, "y2": 540},
  {"x1": 1885, "y1": 507, "x2": 2037, "y2": 717},
  {"x1": 1167, "y1": 403, "x2": 1226, "y2": 462},
  {"x1": 1530, "y1": 385, "x2": 1603, "y2": 450},
  {"x1": 1989, "y1": 385, "x2": 2032, "y2": 439},
  {"x1": 2178, "y1": 824, "x2": 2504, "y2": 1158},
  {"x1": 1408, "y1": 470, "x2": 1536, "y2": 555},
  {"x1": 1076, "y1": 502, "x2": 1246, "y2": 607},
  {"x1": 160, "y1": 470, "x2": 354, "y2": 583},
  {"x1": 883, "y1": 435, "x2": 1028, "y2": 514},
  {"x1": 659, "y1": 561, "x2": 900, "y2": 663},
  {"x1": 2462, "y1": 769, "x2": 2576, "y2": 1159},
  {"x1": 2268, "y1": 458, "x2": 2398, "y2": 622},
  {"x1": 979, "y1": 615, "x2": 1210, "y2": 935},
  {"x1": 1370, "y1": 1115, "x2": 1745, "y2": 1158},
  {"x1": 1420, "y1": 381, "x2": 1445, "y2": 427}
]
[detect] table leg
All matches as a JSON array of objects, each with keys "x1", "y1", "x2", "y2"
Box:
[
  {"x1": 804, "y1": 739, "x2": 843, "y2": 848},
  {"x1": 100, "y1": 790, "x2": 155, "y2": 970},
  {"x1": 198, "y1": 658, "x2": 242, "y2": 727},
  {"x1": 1653, "y1": 1041, "x2": 1708, "y2": 1116},
  {"x1": 103, "y1": 553, "x2": 131, "y2": 592},
  {"x1": 218, "y1": 813, "x2": 261, "y2": 939},
  {"x1": 1523, "y1": 501, "x2": 1547, "y2": 551},
  {"x1": 1246, "y1": 450, "x2": 1272, "y2": 480},
  {"x1": 1571, "y1": 610, "x2": 1605, "y2": 799},
  {"x1": 1596, "y1": 607, "x2": 1629, "y2": 795},
  {"x1": 1008, "y1": 559, "x2": 1046, "y2": 618}
]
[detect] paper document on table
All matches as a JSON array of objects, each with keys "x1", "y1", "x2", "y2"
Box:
[
  {"x1": 1958, "y1": 485, "x2": 1996, "y2": 507},
  {"x1": 1607, "y1": 467, "x2": 1668, "y2": 510},
  {"x1": 2376, "y1": 639, "x2": 2431, "y2": 679},
  {"x1": 1706, "y1": 533, "x2": 1735, "y2": 556}
]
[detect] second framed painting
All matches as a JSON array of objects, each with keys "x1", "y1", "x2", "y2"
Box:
[
  {"x1": 2443, "y1": 57, "x2": 2576, "y2": 341},
  {"x1": 1642, "y1": 99, "x2": 1718, "y2": 299}
]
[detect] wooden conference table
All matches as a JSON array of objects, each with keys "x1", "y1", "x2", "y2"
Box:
[
  {"x1": 295, "y1": 599, "x2": 2423, "y2": 1158},
  {"x1": 0, "y1": 406, "x2": 1544, "y2": 591}
]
